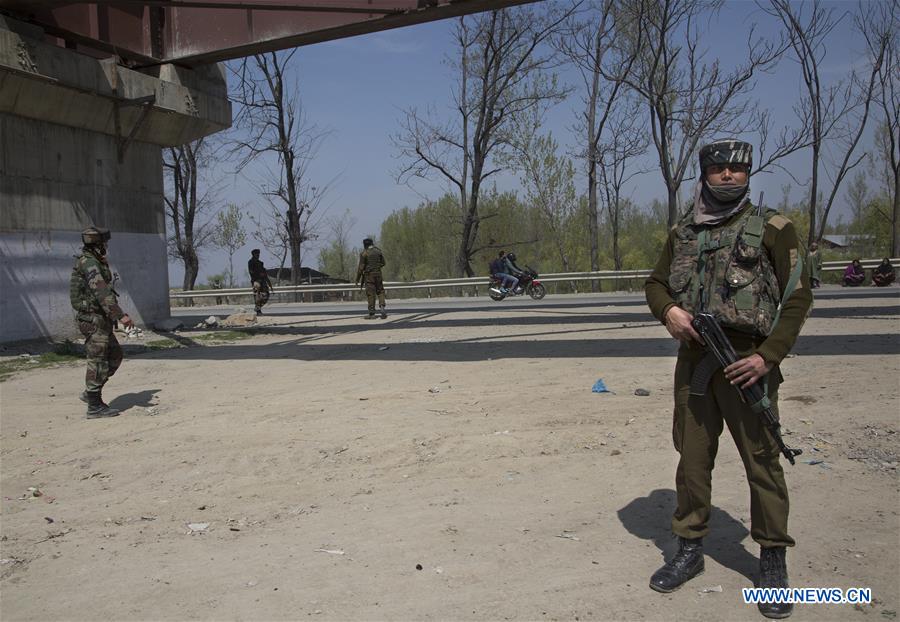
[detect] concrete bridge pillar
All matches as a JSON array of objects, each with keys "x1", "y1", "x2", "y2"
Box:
[{"x1": 0, "y1": 16, "x2": 230, "y2": 342}]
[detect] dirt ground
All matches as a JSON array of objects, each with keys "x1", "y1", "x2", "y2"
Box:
[{"x1": 1, "y1": 288, "x2": 898, "y2": 621}]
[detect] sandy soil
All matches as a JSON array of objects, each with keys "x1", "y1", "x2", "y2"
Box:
[{"x1": 1, "y1": 288, "x2": 898, "y2": 621}]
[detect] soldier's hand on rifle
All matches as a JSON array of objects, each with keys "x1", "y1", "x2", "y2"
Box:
[
  {"x1": 724, "y1": 353, "x2": 772, "y2": 390},
  {"x1": 664, "y1": 306, "x2": 702, "y2": 344},
  {"x1": 119, "y1": 314, "x2": 134, "y2": 329}
]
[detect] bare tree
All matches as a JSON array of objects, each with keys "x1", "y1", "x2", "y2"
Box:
[
  {"x1": 764, "y1": 0, "x2": 889, "y2": 245},
  {"x1": 248, "y1": 201, "x2": 290, "y2": 284},
  {"x1": 394, "y1": 4, "x2": 574, "y2": 276},
  {"x1": 212, "y1": 203, "x2": 246, "y2": 287},
  {"x1": 163, "y1": 138, "x2": 216, "y2": 297},
  {"x1": 317, "y1": 209, "x2": 359, "y2": 283},
  {"x1": 556, "y1": 0, "x2": 643, "y2": 288},
  {"x1": 229, "y1": 51, "x2": 331, "y2": 294},
  {"x1": 620, "y1": 0, "x2": 784, "y2": 226},
  {"x1": 845, "y1": 170, "x2": 868, "y2": 234},
  {"x1": 870, "y1": 0, "x2": 899, "y2": 255},
  {"x1": 597, "y1": 99, "x2": 649, "y2": 270},
  {"x1": 510, "y1": 115, "x2": 578, "y2": 280}
]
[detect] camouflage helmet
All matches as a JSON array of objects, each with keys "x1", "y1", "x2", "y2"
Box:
[
  {"x1": 699, "y1": 139, "x2": 753, "y2": 173},
  {"x1": 81, "y1": 226, "x2": 111, "y2": 245}
]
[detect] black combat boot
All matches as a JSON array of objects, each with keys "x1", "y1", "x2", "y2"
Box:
[
  {"x1": 758, "y1": 547, "x2": 793, "y2": 619},
  {"x1": 81, "y1": 390, "x2": 116, "y2": 409},
  {"x1": 380, "y1": 307, "x2": 387, "y2": 319},
  {"x1": 84, "y1": 391, "x2": 120, "y2": 419},
  {"x1": 365, "y1": 313, "x2": 377, "y2": 320},
  {"x1": 649, "y1": 536, "x2": 705, "y2": 593}
]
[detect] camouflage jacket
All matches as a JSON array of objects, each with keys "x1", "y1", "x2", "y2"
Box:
[
  {"x1": 668, "y1": 206, "x2": 781, "y2": 336},
  {"x1": 69, "y1": 250, "x2": 125, "y2": 320},
  {"x1": 645, "y1": 204, "x2": 812, "y2": 365},
  {"x1": 356, "y1": 246, "x2": 386, "y2": 281}
]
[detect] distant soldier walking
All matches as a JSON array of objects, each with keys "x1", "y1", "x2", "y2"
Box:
[
  {"x1": 356, "y1": 238, "x2": 387, "y2": 319},
  {"x1": 248, "y1": 249, "x2": 273, "y2": 315},
  {"x1": 70, "y1": 227, "x2": 134, "y2": 419}
]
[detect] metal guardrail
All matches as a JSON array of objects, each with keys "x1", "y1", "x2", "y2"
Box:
[
  {"x1": 169, "y1": 269, "x2": 654, "y2": 299},
  {"x1": 169, "y1": 258, "x2": 899, "y2": 301}
]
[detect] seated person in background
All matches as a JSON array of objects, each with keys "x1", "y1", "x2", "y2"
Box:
[
  {"x1": 490, "y1": 250, "x2": 518, "y2": 294},
  {"x1": 872, "y1": 258, "x2": 896, "y2": 287},
  {"x1": 843, "y1": 258, "x2": 866, "y2": 287}
]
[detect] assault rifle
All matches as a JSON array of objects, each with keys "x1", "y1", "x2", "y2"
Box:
[{"x1": 690, "y1": 312, "x2": 803, "y2": 465}]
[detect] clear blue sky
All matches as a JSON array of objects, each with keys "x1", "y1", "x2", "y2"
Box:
[{"x1": 169, "y1": 0, "x2": 879, "y2": 286}]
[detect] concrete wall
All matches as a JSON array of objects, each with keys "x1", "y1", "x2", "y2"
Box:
[
  {"x1": 0, "y1": 16, "x2": 230, "y2": 343},
  {"x1": 0, "y1": 113, "x2": 169, "y2": 342},
  {"x1": 0, "y1": 231, "x2": 168, "y2": 342}
]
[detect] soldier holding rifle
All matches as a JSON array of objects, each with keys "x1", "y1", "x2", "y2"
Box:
[{"x1": 644, "y1": 139, "x2": 812, "y2": 619}]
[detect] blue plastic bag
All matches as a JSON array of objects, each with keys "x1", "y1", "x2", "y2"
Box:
[{"x1": 592, "y1": 379, "x2": 612, "y2": 393}]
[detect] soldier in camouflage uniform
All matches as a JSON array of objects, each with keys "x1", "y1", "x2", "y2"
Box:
[
  {"x1": 644, "y1": 140, "x2": 812, "y2": 619},
  {"x1": 355, "y1": 238, "x2": 387, "y2": 319},
  {"x1": 248, "y1": 249, "x2": 273, "y2": 315},
  {"x1": 69, "y1": 227, "x2": 134, "y2": 419}
]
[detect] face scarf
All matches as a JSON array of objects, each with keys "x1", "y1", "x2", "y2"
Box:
[{"x1": 693, "y1": 180, "x2": 750, "y2": 225}]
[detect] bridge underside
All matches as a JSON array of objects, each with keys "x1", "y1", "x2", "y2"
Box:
[
  {"x1": 0, "y1": 0, "x2": 533, "y2": 342},
  {"x1": 1, "y1": 1, "x2": 536, "y2": 66}
]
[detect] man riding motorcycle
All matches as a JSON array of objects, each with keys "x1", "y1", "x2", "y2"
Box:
[
  {"x1": 502, "y1": 252, "x2": 527, "y2": 295},
  {"x1": 490, "y1": 250, "x2": 519, "y2": 295}
]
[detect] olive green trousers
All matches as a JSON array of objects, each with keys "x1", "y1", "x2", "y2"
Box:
[
  {"x1": 671, "y1": 350, "x2": 794, "y2": 548},
  {"x1": 365, "y1": 274, "x2": 386, "y2": 314}
]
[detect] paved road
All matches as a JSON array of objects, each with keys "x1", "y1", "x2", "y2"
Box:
[{"x1": 171, "y1": 286, "x2": 900, "y2": 321}]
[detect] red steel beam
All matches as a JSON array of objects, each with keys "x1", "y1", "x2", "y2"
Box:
[{"x1": 0, "y1": 0, "x2": 542, "y2": 67}]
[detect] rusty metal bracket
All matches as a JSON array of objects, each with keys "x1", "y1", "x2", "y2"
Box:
[
  {"x1": 113, "y1": 94, "x2": 156, "y2": 162},
  {"x1": 107, "y1": 61, "x2": 157, "y2": 162}
]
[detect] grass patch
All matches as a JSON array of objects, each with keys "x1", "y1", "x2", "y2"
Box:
[
  {"x1": 0, "y1": 351, "x2": 82, "y2": 382},
  {"x1": 0, "y1": 330, "x2": 256, "y2": 381},
  {"x1": 145, "y1": 338, "x2": 180, "y2": 350},
  {"x1": 193, "y1": 330, "x2": 254, "y2": 343}
]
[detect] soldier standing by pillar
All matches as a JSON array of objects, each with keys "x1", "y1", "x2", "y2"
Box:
[
  {"x1": 355, "y1": 238, "x2": 387, "y2": 319},
  {"x1": 70, "y1": 227, "x2": 134, "y2": 419}
]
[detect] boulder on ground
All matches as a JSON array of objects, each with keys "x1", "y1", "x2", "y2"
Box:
[{"x1": 220, "y1": 312, "x2": 257, "y2": 327}]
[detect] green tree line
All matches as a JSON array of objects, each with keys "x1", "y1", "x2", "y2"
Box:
[{"x1": 320, "y1": 175, "x2": 894, "y2": 291}]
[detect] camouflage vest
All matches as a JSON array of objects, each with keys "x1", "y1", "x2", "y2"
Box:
[
  {"x1": 69, "y1": 251, "x2": 113, "y2": 314},
  {"x1": 669, "y1": 206, "x2": 781, "y2": 337},
  {"x1": 361, "y1": 247, "x2": 385, "y2": 275}
]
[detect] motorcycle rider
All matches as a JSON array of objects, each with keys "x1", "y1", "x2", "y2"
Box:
[
  {"x1": 490, "y1": 250, "x2": 519, "y2": 294},
  {"x1": 503, "y1": 252, "x2": 528, "y2": 295}
]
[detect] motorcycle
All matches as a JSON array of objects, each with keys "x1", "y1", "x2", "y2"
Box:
[{"x1": 488, "y1": 267, "x2": 546, "y2": 301}]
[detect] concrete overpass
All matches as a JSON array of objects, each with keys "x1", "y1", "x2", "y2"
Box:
[{"x1": 0, "y1": 0, "x2": 536, "y2": 342}]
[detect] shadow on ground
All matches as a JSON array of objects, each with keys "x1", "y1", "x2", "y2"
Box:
[
  {"x1": 126, "y1": 331, "x2": 899, "y2": 362},
  {"x1": 618, "y1": 488, "x2": 758, "y2": 583},
  {"x1": 107, "y1": 389, "x2": 160, "y2": 413},
  {"x1": 142, "y1": 291, "x2": 900, "y2": 362}
]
